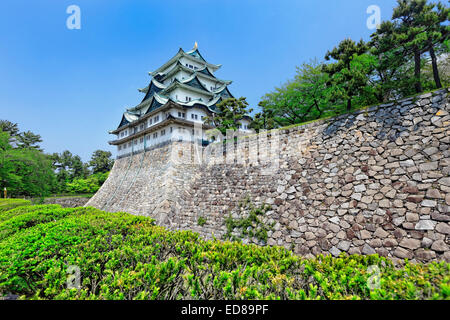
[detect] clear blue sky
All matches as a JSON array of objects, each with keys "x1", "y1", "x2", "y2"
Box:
[{"x1": 0, "y1": 0, "x2": 398, "y2": 161}]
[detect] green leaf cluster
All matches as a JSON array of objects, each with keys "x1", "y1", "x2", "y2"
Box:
[
  {"x1": 256, "y1": 0, "x2": 449, "y2": 130},
  {"x1": 225, "y1": 197, "x2": 273, "y2": 243},
  {"x1": 0, "y1": 201, "x2": 448, "y2": 300}
]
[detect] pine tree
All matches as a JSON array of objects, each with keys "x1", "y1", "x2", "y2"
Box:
[
  {"x1": 203, "y1": 97, "x2": 253, "y2": 136},
  {"x1": 323, "y1": 39, "x2": 369, "y2": 111}
]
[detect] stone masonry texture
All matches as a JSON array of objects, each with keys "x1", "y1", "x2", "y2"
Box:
[
  {"x1": 86, "y1": 88, "x2": 450, "y2": 263},
  {"x1": 44, "y1": 197, "x2": 90, "y2": 208}
]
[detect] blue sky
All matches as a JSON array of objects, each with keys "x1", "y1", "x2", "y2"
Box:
[{"x1": 0, "y1": 0, "x2": 398, "y2": 161}]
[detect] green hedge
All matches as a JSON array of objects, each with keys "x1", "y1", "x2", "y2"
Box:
[{"x1": 0, "y1": 204, "x2": 448, "y2": 300}]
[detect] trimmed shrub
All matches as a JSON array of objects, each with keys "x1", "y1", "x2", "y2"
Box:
[{"x1": 0, "y1": 205, "x2": 448, "y2": 300}]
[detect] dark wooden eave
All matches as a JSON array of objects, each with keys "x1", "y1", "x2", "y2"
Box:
[
  {"x1": 110, "y1": 100, "x2": 215, "y2": 135},
  {"x1": 108, "y1": 116, "x2": 214, "y2": 146}
]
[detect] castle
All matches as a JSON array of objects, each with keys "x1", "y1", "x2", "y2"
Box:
[
  {"x1": 109, "y1": 43, "x2": 253, "y2": 158},
  {"x1": 87, "y1": 87, "x2": 450, "y2": 263}
]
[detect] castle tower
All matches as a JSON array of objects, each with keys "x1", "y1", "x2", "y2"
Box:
[{"x1": 109, "y1": 44, "x2": 253, "y2": 158}]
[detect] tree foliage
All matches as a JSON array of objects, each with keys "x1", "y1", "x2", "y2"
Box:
[
  {"x1": 0, "y1": 131, "x2": 55, "y2": 197},
  {"x1": 258, "y1": 60, "x2": 332, "y2": 128},
  {"x1": 0, "y1": 202, "x2": 448, "y2": 300},
  {"x1": 204, "y1": 97, "x2": 253, "y2": 136},
  {"x1": 256, "y1": 0, "x2": 449, "y2": 129},
  {"x1": 0, "y1": 120, "x2": 112, "y2": 197},
  {"x1": 323, "y1": 39, "x2": 371, "y2": 111},
  {"x1": 89, "y1": 150, "x2": 114, "y2": 174}
]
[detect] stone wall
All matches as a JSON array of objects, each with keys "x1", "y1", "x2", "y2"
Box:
[
  {"x1": 86, "y1": 88, "x2": 450, "y2": 263},
  {"x1": 45, "y1": 197, "x2": 90, "y2": 208}
]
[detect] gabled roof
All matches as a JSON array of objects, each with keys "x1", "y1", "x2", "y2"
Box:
[
  {"x1": 152, "y1": 60, "x2": 232, "y2": 86},
  {"x1": 112, "y1": 96, "x2": 222, "y2": 132},
  {"x1": 116, "y1": 111, "x2": 139, "y2": 129},
  {"x1": 149, "y1": 47, "x2": 221, "y2": 77},
  {"x1": 185, "y1": 47, "x2": 206, "y2": 62},
  {"x1": 184, "y1": 74, "x2": 211, "y2": 92},
  {"x1": 138, "y1": 78, "x2": 165, "y2": 93},
  {"x1": 142, "y1": 93, "x2": 167, "y2": 115},
  {"x1": 160, "y1": 74, "x2": 215, "y2": 97},
  {"x1": 213, "y1": 85, "x2": 234, "y2": 99},
  {"x1": 197, "y1": 65, "x2": 215, "y2": 78},
  {"x1": 139, "y1": 79, "x2": 165, "y2": 102}
]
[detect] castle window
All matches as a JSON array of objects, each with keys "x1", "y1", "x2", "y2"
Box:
[
  {"x1": 154, "y1": 115, "x2": 159, "y2": 122},
  {"x1": 140, "y1": 124, "x2": 144, "y2": 131},
  {"x1": 146, "y1": 135, "x2": 150, "y2": 140},
  {"x1": 118, "y1": 145, "x2": 122, "y2": 151},
  {"x1": 140, "y1": 137, "x2": 144, "y2": 143},
  {"x1": 153, "y1": 132, "x2": 158, "y2": 139},
  {"x1": 170, "y1": 127, "x2": 173, "y2": 133},
  {"x1": 134, "y1": 139, "x2": 138, "y2": 145},
  {"x1": 161, "y1": 129, "x2": 165, "y2": 136}
]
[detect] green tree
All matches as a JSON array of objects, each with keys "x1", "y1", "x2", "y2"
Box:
[
  {"x1": 258, "y1": 60, "x2": 331, "y2": 127},
  {"x1": 70, "y1": 155, "x2": 89, "y2": 180},
  {"x1": 369, "y1": 20, "x2": 413, "y2": 101},
  {"x1": 0, "y1": 131, "x2": 55, "y2": 197},
  {"x1": 0, "y1": 120, "x2": 19, "y2": 145},
  {"x1": 204, "y1": 97, "x2": 253, "y2": 136},
  {"x1": 51, "y1": 151, "x2": 89, "y2": 191},
  {"x1": 89, "y1": 150, "x2": 114, "y2": 174},
  {"x1": 415, "y1": 1, "x2": 449, "y2": 88},
  {"x1": 323, "y1": 38, "x2": 369, "y2": 111},
  {"x1": 16, "y1": 131, "x2": 43, "y2": 151},
  {"x1": 391, "y1": 0, "x2": 434, "y2": 92},
  {"x1": 250, "y1": 108, "x2": 277, "y2": 132},
  {"x1": 0, "y1": 132, "x2": 20, "y2": 194}
]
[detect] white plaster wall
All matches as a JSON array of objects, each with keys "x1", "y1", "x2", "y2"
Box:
[
  {"x1": 179, "y1": 57, "x2": 204, "y2": 71},
  {"x1": 170, "y1": 87, "x2": 211, "y2": 103}
]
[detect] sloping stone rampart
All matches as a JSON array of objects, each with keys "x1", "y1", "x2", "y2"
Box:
[{"x1": 86, "y1": 88, "x2": 450, "y2": 262}]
